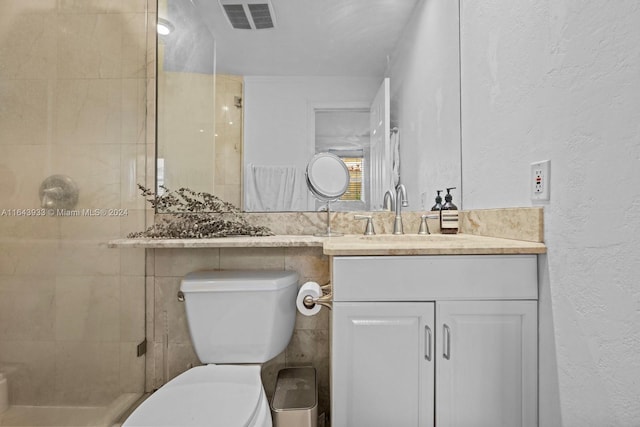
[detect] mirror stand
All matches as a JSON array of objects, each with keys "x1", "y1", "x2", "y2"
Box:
[{"x1": 314, "y1": 200, "x2": 343, "y2": 237}]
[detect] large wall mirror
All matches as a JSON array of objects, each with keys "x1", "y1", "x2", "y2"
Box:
[{"x1": 157, "y1": 0, "x2": 461, "y2": 213}]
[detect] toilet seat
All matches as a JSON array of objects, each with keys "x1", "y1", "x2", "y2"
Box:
[{"x1": 123, "y1": 365, "x2": 269, "y2": 427}]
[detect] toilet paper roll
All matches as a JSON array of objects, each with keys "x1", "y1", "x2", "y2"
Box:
[{"x1": 296, "y1": 281, "x2": 322, "y2": 316}]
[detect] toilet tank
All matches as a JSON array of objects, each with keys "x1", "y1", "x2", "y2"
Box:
[{"x1": 180, "y1": 270, "x2": 299, "y2": 364}]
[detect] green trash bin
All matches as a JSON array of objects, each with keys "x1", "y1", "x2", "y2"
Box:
[{"x1": 270, "y1": 367, "x2": 317, "y2": 427}]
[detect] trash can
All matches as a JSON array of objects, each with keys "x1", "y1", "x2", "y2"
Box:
[{"x1": 270, "y1": 367, "x2": 317, "y2": 427}]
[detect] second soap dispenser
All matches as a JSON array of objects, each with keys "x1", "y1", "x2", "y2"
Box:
[{"x1": 440, "y1": 187, "x2": 459, "y2": 234}]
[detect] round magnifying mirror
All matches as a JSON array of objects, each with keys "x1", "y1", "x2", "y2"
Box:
[
  {"x1": 306, "y1": 153, "x2": 350, "y2": 201},
  {"x1": 306, "y1": 153, "x2": 350, "y2": 237}
]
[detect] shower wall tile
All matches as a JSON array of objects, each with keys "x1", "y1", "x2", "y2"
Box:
[
  {"x1": 0, "y1": 340, "x2": 56, "y2": 405},
  {"x1": 0, "y1": 0, "x2": 56, "y2": 18},
  {"x1": 0, "y1": 216, "x2": 59, "y2": 241},
  {"x1": 113, "y1": 343, "x2": 141, "y2": 394},
  {"x1": 0, "y1": 242, "x2": 61, "y2": 276},
  {"x1": 120, "y1": 276, "x2": 145, "y2": 342},
  {"x1": 119, "y1": 342, "x2": 145, "y2": 394},
  {"x1": 121, "y1": 13, "x2": 148, "y2": 78},
  {"x1": 0, "y1": 13, "x2": 56, "y2": 79},
  {"x1": 145, "y1": 78, "x2": 156, "y2": 146},
  {"x1": 50, "y1": 144, "x2": 121, "y2": 208},
  {"x1": 54, "y1": 78, "x2": 123, "y2": 145},
  {"x1": 54, "y1": 275, "x2": 120, "y2": 342},
  {"x1": 59, "y1": 215, "x2": 121, "y2": 241},
  {"x1": 55, "y1": 245, "x2": 121, "y2": 276},
  {"x1": 121, "y1": 145, "x2": 148, "y2": 209},
  {"x1": 57, "y1": 13, "x2": 123, "y2": 78},
  {"x1": 57, "y1": 0, "x2": 147, "y2": 14},
  {"x1": 0, "y1": 145, "x2": 48, "y2": 207},
  {"x1": 146, "y1": 14, "x2": 157, "y2": 79},
  {"x1": 121, "y1": 78, "x2": 148, "y2": 143},
  {"x1": 54, "y1": 341, "x2": 120, "y2": 405},
  {"x1": 0, "y1": 276, "x2": 56, "y2": 341},
  {"x1": 0, "y1": 80, "x2": 49, "y2": 145}
]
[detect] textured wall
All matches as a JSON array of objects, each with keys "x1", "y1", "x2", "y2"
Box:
[
  {"x1": 389, "y1": 0, "x2": 462, "y2": 210},
  {"x1": 460, "y1": 0, "x2": 640, "y2": 425}
]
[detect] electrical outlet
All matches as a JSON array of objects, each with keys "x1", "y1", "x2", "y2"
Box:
[{"x1": 531, "y1": 160, "x2": 550, "y2": 201}]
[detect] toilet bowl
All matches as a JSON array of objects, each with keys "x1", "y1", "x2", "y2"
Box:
[
  {"x1": 123, "y1": 365, "x2": 270, "y2": 427},
  {"x1": 123, "y1": 270, "x2": 298, "y2": 427}
]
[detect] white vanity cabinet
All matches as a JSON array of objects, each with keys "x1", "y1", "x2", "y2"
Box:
[{"x1": 331, "y1": 255, "x2": 538, "y2": 427}]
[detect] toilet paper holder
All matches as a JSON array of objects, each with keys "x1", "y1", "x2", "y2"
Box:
[{"x1": 302, "y1": 282, "x2": 333, "y2": 310}]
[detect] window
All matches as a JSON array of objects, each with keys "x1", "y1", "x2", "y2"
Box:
[{"x1": 340, "y1": 157, "x2": 364, "y2": 201}]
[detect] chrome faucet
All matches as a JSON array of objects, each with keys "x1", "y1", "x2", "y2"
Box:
[
  {"x1": 383, "y1": 190, "x2": 395, "y2": 211},
  {"x1": 393, "y1": 184, "x2": 408, "y2": 234}
]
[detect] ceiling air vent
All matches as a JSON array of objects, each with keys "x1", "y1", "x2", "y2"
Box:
[
  {"x1": 219, "y1": 0, "x2": 276, "y2": 30},
  {"x1": 222, "y1": 4, "x2": 252, "y2": 29}
]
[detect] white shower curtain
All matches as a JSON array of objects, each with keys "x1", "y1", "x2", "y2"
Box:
[{"x1": 245, "y1": 164, "x2": 306, "y2": 211}]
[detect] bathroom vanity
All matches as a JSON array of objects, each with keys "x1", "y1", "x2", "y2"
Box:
[
  {"x1": 108, "y1": 210, "x2": 546, "y2": 427},
  {"x1": 327, "y1": 243, "x2": 542, "y2": 427}
]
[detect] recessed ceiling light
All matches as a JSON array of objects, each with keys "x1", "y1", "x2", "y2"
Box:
[{"x1": 157, "y1": 18, "x2": 174, "y2": 36}]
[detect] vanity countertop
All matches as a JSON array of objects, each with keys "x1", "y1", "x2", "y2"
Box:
[
  {"x1": 108, "y1": 233, "x2": 546, "y2": 255},
  {"x1": 108, "y1": 234, "x2": 325, "y2": 249},
  {"x1": 321, "y1": 233, "x2": 546, "y2": 255}
]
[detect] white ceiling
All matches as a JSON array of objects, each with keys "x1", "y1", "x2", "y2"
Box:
[{"x1": 178, "y1": 0, "x2": 421, "y2": 77}]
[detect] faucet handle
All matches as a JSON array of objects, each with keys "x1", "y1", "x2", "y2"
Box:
[
  {"x1": 354, "y1": 215, "x2": 376, "y2": 235},
  {"x1": 418, "y1": 214, "x2": 439, "y2": 235}
]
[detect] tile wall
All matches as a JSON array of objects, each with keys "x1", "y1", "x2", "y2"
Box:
[{"x1": 146, "y1": 246, "x2": 332, "y2": 417}]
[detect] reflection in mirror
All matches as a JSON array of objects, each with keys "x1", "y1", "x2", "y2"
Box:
[{"x1": 157, "y1": 0, "x2": 461, "y2": 213}]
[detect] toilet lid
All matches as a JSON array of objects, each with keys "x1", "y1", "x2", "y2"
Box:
[{"x1": 123, "y1": 365, "x2": 263, "y2": 427}]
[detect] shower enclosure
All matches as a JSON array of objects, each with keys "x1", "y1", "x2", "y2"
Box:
[{"x1": 0, "y1": 1, "x2": 152, "y2": 425}]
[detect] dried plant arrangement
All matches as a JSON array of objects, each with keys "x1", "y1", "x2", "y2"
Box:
[{"x1": 128, "y1": 185, "x2": 273, "y2": 238}]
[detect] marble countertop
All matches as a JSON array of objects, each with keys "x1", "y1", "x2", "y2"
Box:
[
  {"x1": 322, "y1": 233, "x2": 546, "y2": 255},
  {"x1": 108, "y1": 233, "x2": 546, "y2": 255},
  {"x1": 108, "y1": 234, "x2": 325, "y2": 249}
]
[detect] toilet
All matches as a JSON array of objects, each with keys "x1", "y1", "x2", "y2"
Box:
[{"x1": 123, "y1": 270, "x2": 299, "y2": 427}]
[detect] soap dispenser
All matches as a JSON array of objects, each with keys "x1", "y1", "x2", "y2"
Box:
[
  {"x1": 440, "y1": 187, "x2": 459, "y2": 234},
  {"x1": 431, "y1": 190, "x2": 443, "y2": 211}
]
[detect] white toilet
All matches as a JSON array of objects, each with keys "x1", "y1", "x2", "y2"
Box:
[{"x1": 123, "y1": 270, "x2": 299, "y2": 427}]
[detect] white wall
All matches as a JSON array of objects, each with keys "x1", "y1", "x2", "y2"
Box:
[
  {"x1": 460, "y1": 1, "x2": 640, "y2": 425},
  {"x1": 389, "y1": 0, "x2": 461, "y2": 210},
  {"x1": 243, "y1": 76, "x2": 380, "y2": 210}
]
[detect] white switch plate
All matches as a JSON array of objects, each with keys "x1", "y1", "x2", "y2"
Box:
[{"x1": 531, "y1": 160, "x2": 550, "y2": 201}]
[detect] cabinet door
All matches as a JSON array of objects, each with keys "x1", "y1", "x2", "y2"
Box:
[
  {"x1": 332, "y1": 302, "x2": 435, "y2": 427},
  {"x1": 436, "y1": 301, "x2": 537, "y2": 427}
]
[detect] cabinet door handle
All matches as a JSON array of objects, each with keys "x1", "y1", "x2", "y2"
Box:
[
  {"x1": 424, "y1": 325, "x2": 432, "y2": 361},
  {"x1": 443, "y1": 324, "x2": 451, "y2": 360}
]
